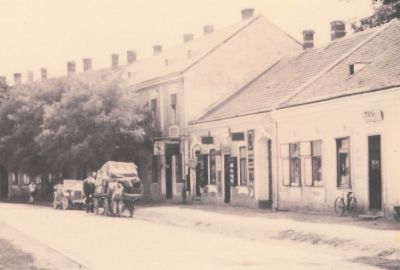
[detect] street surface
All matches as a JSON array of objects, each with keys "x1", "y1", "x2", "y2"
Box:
[{"x1": 0, "y1": 203, "x2": 389, "y2": 270}]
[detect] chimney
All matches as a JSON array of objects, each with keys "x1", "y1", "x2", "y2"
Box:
[
  {"x1": 83, "y1": 58, "x2": 92, "y2": 72},
  {"x1": 111, "y1": 54, "x2": 119, "y2": 69},
  {"x1": 13, "y1": 73, "x2": 22, "y2": 85},
  {"x1": 330, "y1": 20, "x2": 346, "y2": 41},
  {"x1": 153, "y1": 45, "x2": 162, "y2": 55},
  {"x1": 67, "y1": 61, "x2": 76, "y2": 76},
  {"x1": 127, "y1": 50, "x2": 137, "y2": 64},
  {"x1": 41, "y1": 68, "x2": 47, "y2": 80},
  {"x1": 183, "y1": 33, "x2": 194, "y2": 43},
  {"x1": 27, "y1": 71, "x2": 34, "y2": 83},
  {"x1": 302, "y1": 30, "x2": 315, "y2": 50},
  {"x1": 241, "y1": 8, "x2": 254, "y2": 20},
  {"x1": 203, "y1": 25, "x2": 214, "y2": 35}
]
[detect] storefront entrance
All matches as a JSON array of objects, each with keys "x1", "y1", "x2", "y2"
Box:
[
  {"x1": 368, "y1": 135, "x2": 382, "y2": 210},
  {"x1": 165, "y1": 155, "x2": 173, "y2": 199}
]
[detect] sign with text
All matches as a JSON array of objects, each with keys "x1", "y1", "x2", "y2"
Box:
[
  {"x1": 363, "y1": 110, "x2": 383, "y2": 122},
  {"x1": 247, "y1": 129, "x2": 255, "y2": 183}
]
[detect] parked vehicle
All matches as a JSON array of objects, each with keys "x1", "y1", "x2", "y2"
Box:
[
  {"x1": 334, "y1": 191, "x2": 358, "y2": 217},
  {"x1": 93, "y1": 161, "x2": 143, "y2": 217},
  {"x1": 53, "y1": 179, "x2": 85, "y2": 210}
]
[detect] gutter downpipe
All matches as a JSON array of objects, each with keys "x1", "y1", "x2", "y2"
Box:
[{"x1": 273, "y1": 118, "x2": 279, "y2": 211}]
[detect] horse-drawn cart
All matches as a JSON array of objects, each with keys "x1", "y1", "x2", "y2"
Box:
[{"x1": 93, "y1": 161, "x2": 143, "y2": 217}]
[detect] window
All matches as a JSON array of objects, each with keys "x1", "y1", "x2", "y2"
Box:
[
  {"x1": 239, "y1": 146, "x2": 247, "y2": 185},
  {"x1": 289, "y1": 143, "x2": 301, "y2": 185},
  {"x1": 209, "y1": 149, "x2": 216, "y2": 185},
  {"x1": 169, "y1": 93, "x2": 178, "y2": 125},
  {"x1": 150, "y1": 98, "x2": 157, "y2": 128},
  {"x1": 311, "y1": 140, "x2": 322, "y2": 185},
  {"x1": 336, "y1": 137, "x2": 351, "y2": 188}
]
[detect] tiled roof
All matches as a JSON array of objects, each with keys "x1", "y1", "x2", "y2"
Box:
[
  {"x1": 280, "y1": 19, "x2": 400, "y2": 108},
  {"x1": 193, "y1": 20, "x2": 400, "y2": 124},
  {"x1": 122, "y1": 16, "x2": 300, "y2": 87}
]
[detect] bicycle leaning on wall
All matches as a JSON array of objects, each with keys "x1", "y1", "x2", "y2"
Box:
[{"x1": 334, "y1": 191, "x2": 358, "y2": 217}]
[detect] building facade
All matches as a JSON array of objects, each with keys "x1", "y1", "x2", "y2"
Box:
[{"x1": 123, "y1": 9, "x2": 301, "y2": 201}]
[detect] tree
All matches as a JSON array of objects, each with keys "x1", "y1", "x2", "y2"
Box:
[
  {"x1": 352, "y1": 0, "x2": 400, "y2": 32},
  {"x1": 0, "y1": 73, "x2": 153, "y2": 180}
]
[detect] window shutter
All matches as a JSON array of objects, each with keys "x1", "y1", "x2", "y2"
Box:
[{"x1": 282, "y1": 159, "x2": 290, "y2": 186}]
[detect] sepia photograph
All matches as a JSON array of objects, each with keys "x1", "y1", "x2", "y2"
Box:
[{"x1": 0, "y1": 0, "x2": 399, "y2": 269}]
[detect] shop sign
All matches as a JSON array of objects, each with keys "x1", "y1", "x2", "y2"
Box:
[
  {"x1": 247, "y1": 129, "x2": 255, "y2": 183},
  {"x1": 363, "y1": 110, "x2": 383, "y2": 122},
  {"x1": 154, "y1": 141, "x2": 165, "y2": 155}
]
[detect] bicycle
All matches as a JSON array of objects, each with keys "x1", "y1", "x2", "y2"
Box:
[{"x1": 334, "y1": 191, "x2": 358, "y2": 217}]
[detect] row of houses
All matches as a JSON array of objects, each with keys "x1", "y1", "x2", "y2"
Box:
[{"x1": 1, "y1": 9, "x2": 400, "y2": 217}]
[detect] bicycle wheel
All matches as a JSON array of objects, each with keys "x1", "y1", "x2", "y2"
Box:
[
  {"x1": 334, "y1": 197, "x2": 345, "y2": 216},
  {"x1": 348, "y1": 196, "x2": 358, "y2": 217}
]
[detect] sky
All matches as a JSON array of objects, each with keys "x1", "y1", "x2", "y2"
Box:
[{"x1": 0, "y1": 0, "x2": 374, "y2": 84}]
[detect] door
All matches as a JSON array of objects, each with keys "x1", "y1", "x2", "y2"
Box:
[
  {"x1": 165, "y1": 155, "x2": 173, "y2": 199},
  {"x1": 368, "y1": 135, "x2": 382, "y2": 210}
]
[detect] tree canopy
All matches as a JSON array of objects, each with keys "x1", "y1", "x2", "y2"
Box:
[
  {"x1": 352, "y1": 0, "x2": 400, "y2": 32},
  {"x1": 0, "y1": 73, "x2": 153, "y2": 178}
]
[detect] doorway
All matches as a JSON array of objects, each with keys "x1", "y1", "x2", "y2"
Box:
[
  {"x1": 165, "y1": 155, "x2": 173, "y2": 199},
  {"x1": 368, "y1": 135, "x2": 382, "y2": 210}
]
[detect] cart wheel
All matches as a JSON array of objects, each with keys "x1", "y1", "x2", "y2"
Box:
[
  {"x1": 103, "y1": 199, "x2": 109, "y2": 216},
  {"x1": 61, "y1": 197, "x2": 69, "y2": 210},
  {"x1": 94, "y1": 199, "x2": 99, "y2": 214}
]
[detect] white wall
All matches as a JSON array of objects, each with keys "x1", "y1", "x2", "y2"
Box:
[
  {"x1": 274, "y1": 88, "x2": 400, "y2": 213},
  {"x1": 184, "y1": 17, "x2": 301, "y2": 123}
]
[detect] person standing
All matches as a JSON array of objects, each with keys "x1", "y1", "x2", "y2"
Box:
[
  {"x1": 112, "y1": 181, "x2": 124, "y2": 216},
  {"x1": 29, "y1": 181, "x2": 37, "y2": 203},
  {"x1": 83, "y1": 172, "x2": 96, "y2": 213}
]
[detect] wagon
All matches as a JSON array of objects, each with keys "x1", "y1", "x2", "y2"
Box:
[
  {"x1": 93, "y1": 161, "x2": 143, "y2": 217},
  {"x1": 53, "y1": 179, "x2": 85, "y2": 210}
]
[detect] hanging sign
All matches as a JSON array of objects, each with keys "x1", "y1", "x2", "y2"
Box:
[{"x1": 247, "y1": 129, "x2": 255, "y2": 183}]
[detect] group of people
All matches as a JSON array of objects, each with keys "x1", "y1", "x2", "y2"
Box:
[{"x1": 83, "y1": 171, "x2": 126, "y2": 216}]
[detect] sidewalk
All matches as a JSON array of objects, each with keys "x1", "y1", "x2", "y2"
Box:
[
  {"x1": 134, "y1": 203, "x2": 400, "y2": 259},
  {"x1": 0, "y1": 220, "x2": 86, "y2": 270}
]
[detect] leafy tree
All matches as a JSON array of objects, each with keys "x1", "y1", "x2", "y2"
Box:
[
  {"x1": 0, "y1": 73, "x2": 153, "y2": 180},
  {"x1": 352, "y1": 0, "x2": 400, "y2": 32}
]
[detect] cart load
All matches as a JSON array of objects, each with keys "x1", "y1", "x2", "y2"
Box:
[{"x1": 93, "y1": 161, "x2": 143, "y2": 217}]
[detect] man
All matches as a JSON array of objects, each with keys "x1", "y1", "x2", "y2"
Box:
[
  {"x1": 112, "y1": 181, "x2": 124, "y2": 216},
  {"x1": 83, "y1": 172, "x2": 96, "y2": 213}
]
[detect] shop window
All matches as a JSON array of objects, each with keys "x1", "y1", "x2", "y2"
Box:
[
  {"x1": 239, "y1": 146, "x2": 248, "y2": 186},
  {"x1": 150, "y1": 98, "x2": 157, "y2": 128},
  {"x1": 169, "y1": 93, "x2": 178, "y2": 125},
  {"x1": 209, "y1": 149, "x2": 216, "y2": 185},
  {"x1": 289, "y1": 143, "x2": 301, "y2": 186},
  {"x1": 337, "y1": 137, "x2": 351, "y2": 188}
]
